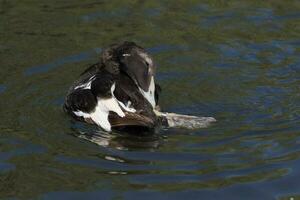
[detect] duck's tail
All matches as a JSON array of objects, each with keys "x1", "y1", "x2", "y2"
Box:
[
  {"x1": 108, "y1": 110, "x2": 216, "y2": 132},
  {"x1": 154, "y1": 110, "x2": 216, "y2": 129}
]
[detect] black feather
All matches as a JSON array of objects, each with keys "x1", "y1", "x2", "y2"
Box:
[
  {"x1": 64, "y1": 89, "x2": 97, "y2": 114},
  {"x1": 155, "y1": 83, "x2": 161, "y2": 105},
  {"x1": 91, "y1": 72, "x2": 115, "y2": 98}
]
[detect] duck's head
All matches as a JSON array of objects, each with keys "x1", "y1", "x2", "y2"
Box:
[{"x1": 101, "y1": 41, "x2": 156, "y2": 92}]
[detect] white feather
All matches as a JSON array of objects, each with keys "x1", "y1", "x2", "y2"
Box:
[
  {"x1": 139, "y1": 76, "x2": 156, "y2": 108},
  {"x1": 138, "y1": 52, "x2": 153, "y2": 67},
  {"x1": 73, "y1": 110, "x2": 90, "y2": 118},
  {"x1": 74, "y1": 75, "x2": 95, "y2": 90},
  {"x1": 117, "y1": 100, "x2": 136, "y2": 112},
  {"x1": 73, "y1": 83, "x2": 133, "y2": 132},
  {"x1": 90, "y1": 108, "x2": 111, "y2": 131},
  {"x1": 97, "y1": 97, "x2": 125, "y2": 118}
]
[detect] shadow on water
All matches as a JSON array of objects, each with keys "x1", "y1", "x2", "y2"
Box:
[{"x1": 0, "y1": 0, "x2": 300, "y2": 200}]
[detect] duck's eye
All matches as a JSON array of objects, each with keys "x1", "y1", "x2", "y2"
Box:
[{"x1": 145, "y1": 61, "x2": 150, "y2": 66}]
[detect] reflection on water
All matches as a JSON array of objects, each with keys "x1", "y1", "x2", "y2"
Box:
[
  {"x1": 0, "y1": 0, "x2": 300, "y2": 199},
  {"x1": 71, "y1": 123, "x2": 163, "y2": 150}
]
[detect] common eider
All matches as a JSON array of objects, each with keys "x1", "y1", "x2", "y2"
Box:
[{"x1": 64, "y1": 41, "x2": 216, "y2": 133}]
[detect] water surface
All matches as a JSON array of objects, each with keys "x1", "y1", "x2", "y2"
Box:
[{"x1": 0, "y1": 1, "x2": 300, "y2": 199}]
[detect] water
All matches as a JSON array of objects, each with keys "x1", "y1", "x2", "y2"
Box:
[{"x1": 0, "y1": 1, "x2": 300, "y2": 199}]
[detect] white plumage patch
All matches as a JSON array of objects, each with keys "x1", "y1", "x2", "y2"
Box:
[
  {"x1": 90, "y1": 97, "x2": 125, "y2": 131},
  {"x1": 74, "y1": 75, "x2": 96, "y2": 90},
  {"x1": 117, "y1": 100, "x2": 136, "y2": 113},
  {"x1": 73, "y1": 83, "x2": 136, "y2": 132},
  {"x1": 138, "y1": 52, "x2": 153, "y2": 68},
  {"x1": 139, "y1": 76, "x2": 156, "y2": 108}
]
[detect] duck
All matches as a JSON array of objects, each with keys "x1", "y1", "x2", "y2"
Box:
[
  {"x1": 64, "y1": 42, "x2": 166, "y2": 132},
  {"x1": 64, "y1": 41, "x2": 216, "y2": 133}
]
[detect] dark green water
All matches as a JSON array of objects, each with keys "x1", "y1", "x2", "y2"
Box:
[{"x1": 1, "y1": 0, "x2": 300, "y2": 199}]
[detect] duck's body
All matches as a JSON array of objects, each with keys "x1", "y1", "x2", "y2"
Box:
[
  {"x1": 64, "y1": 42, "x2": 165, "y2": 132},
  {"x1": 64, "y1": 42, "x2": 216, "y2": 133}
]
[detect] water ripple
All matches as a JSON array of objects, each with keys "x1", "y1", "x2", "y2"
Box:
[
  {"x1": 1, "y1": 1, "x2": 300, "y2": 199},
  {"x1": 24, "y1": 48, "x2": 101, "y2": 76},
  {"x1": 0, "y1": 84, "x2": 7, "y2": 94}
]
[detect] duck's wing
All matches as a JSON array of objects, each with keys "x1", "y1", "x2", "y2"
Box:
[
  {"x1": 64, "y1": 70, "x2": 125, "y2": 131},
  {"x1": 64, "y1": 88, "x2": 156, "y2": 131},
  {"x1": 63, "y1": 88, "x2": 97, "y2": 120}
]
